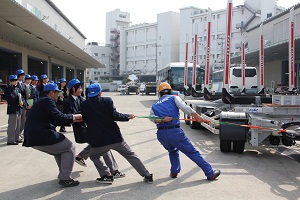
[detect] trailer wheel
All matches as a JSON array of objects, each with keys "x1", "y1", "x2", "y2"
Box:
[
  {"x1": 232, "y1": 140, "x2": 245, "y2": 153},
  {"x1": 220, "y1": 140, "x2": 231, "y2": 152},
  {"x1": 189, "y1": 120, "x2": 197, "y2": 129},
  {"x1": 184, "y1": 114, "x2": 190, "y2": 125}
]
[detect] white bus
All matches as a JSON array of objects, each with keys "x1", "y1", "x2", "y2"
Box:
[
  {"x1": 210, "y1": 66, "x2": 258, "y2": 93},
  {"x1": 157, "y1": 62, "x2": 205, "y2": 93}
]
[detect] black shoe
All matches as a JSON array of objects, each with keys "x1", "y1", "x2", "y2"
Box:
[
  {"x1": 96, "y1": 175, "x2": 114, "y2": 184},
  {"x1": 170, "y1": 173, "x2": 178, "y2": 178},
  {"x1": 112, "y1": 170, "x2": 125, "y2": 178},
  {"x1": 15, "y1": 140, "x2": 23, "y2": 143},
  {"x1": 144, "y1": 174, "x2": 153, "y2": 184},
  {"x1": 59, "y1": 127, "x2": 66, "y2": 132},
  {"x1": 207, "y1": 169, "x2": 221, "y2": 181},
  {"x1": 75, "y1": 157, "x2": 87, "y2": 167},
  {"x1": 7, "y1": 142, "x2": 18, "y2": 145},
  {"x1": 59, "y1": 179, "x2": 80, "y2": 187}
]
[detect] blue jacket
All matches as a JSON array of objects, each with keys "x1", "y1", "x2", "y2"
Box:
[
  {"x1": 4, "y1": 84, "x2": 21, "y2": 115},
  {"x1": 64, "y1": 95, "x2": 87, "y2": 143},
  {"x1": 23, "y1": 96, "x2": 73, "y2": 147},
  {"x1": 81, "y1": 96, "x2": 129, "y2": 148}
]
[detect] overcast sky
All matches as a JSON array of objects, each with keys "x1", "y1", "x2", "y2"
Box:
[{"x1": 51, "y1": 0, "x2": 299, "y2": 44}]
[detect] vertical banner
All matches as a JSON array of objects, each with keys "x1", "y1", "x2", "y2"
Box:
[
  {"x1": 223, "y1": 0, "x2": 233, "y2": 90},
  {"x1": 241, "y1": 41, "x2": 245, "y2": 87},
  {"x1": 259, "y1": 23, "x2": 264, "y2": 89},
  {"x1": 205, "y1": 8, "x2": 212, "y2": 88},
  {"x1": 289, "y1": 7, "x2": 295, "y2": 89},
  {"x1": 184, "y1": 39, "x2": 189, "y2": 87},
  {"x1": 192, "y1": 34, "x2": 198, "y2": 89}
]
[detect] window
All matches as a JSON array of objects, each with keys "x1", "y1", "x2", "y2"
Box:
[
  {"x1": 204, "y1": 17, "x2": 207, "y2": 21},
  {"x1": 159, "y1": 52, "x2": 161, "y2": 56},
  {"x1": 94, "y1": 77, "x2": 98, "y2": 80},
  {"x1": 213, "y1": 15, "x2": 215, "y2": 20},
  {"x1": 242, "y1": 10, "x2": 244, "y2": 14},
  {"x1": 101, "y1": 54, "x2": 105, "y2": 57},
  {"x1": 159, "y1": 36, "x2": 161, "y2": 40},
  {"x1": 192, "y1": 19, "x2": 195, "y2": 23},
  {"x1": 94, "y1": 71, "x2": 96, "y2": 75},
  {"x1": 201, "y1": 18, "x2": 202, "y2": 22},
  {"x1": 135, "y1": 30, "x2": 137, "y2": 34},
  {"x1": 146, "y1": 28, "x2": 148, "y2": 32},
  {"x1": 93, "y1": 53, "x2": 98, "y2": 57},
  {"x1": 135, "y1": 46, "x2": 137, "y2": 50},
  {"x1": 212, "y1": 35, "x2": 215, "y2": 40},
  {"x1": 217, "y1": 14, "x2": 220, "y2": 19},
  {"x1": 98, "y1": 72, "x2": 100, "y2": 74}
]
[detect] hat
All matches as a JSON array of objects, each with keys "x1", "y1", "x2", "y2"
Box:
[
  {"x1": 60, "y1": 78, "x2": 67, "y2": 82},
  {"x1": 16, "y1": 69, "x2": 25, "y2": 76},
  {"x1": 40, "y1": 74, "x2": 48, "y2": 79},
  {"x1": 68, "y1": 79, "x2": 80, "y2": 89},
  {"x1": 25, "y1": 74, "x2": 32, "y2": 79},
  {"x1": 31, "y1": 75, "x2": 38, "y2": 81},
  {"x1": 9, "y1": 75, "x2": 18, "y2": 81},
  {"x1": 44, "y1": 83, "x2": 61, "y2": 92},
  {"x1": 88, "y1": 83, "x2": 102, "y2": 98}
]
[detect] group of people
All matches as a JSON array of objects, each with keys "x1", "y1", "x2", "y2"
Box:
[
  {"x1": 4, "y1": 70, "x2": 68, "y2": 145},
  {"x1": 5, "y1": 70, "x2": 220, "y2": 187}
]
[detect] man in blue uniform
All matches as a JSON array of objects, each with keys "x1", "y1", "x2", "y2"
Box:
[
  {"x1": 23, "y1": 83, "x2": 82, "y2": 187},
  {"x1": 81, "y1": 83, "x2": 153, "y2": 184},
  {"x1": 150, "y1": 82, "x2": 220, "y2": 180}
]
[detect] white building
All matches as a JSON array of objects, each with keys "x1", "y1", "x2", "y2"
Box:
[
  {"x1": 84, "y1": 42, "x2": 111, "y2": 82},
  {"x1": 119, "y1": 11, "x2": 180, "y2": 80},
  {"x1": 86, "y1": 0, "x2": 286, "y2": 83},
  {"x1": 179, "y1": 0, "x2": 284, "y2": 69}
]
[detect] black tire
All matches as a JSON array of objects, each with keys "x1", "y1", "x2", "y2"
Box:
[
  {"x1": 184, "y1": 114, "x2": 190, "y2": 125},
  {"x1": 232, "y1": 140, "x2": 245, "y2": 153},
  {"x1": 220, "y1": 140, "x2": 232, "y2": 152},
  {"x1": 190, "y1": 120, "x2": 198, "y2": 129}
]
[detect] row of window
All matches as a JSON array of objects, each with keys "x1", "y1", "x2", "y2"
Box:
[{"x1": 192, "y1": 9, "x2": 244, "y2": 23}]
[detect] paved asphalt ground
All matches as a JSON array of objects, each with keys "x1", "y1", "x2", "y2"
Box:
[{"x1": 0, "y1": 92, "x2": 299, "y2": 200}]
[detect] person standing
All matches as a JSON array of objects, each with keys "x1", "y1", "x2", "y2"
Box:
[
  {"x1": 24, "y1": 74, "x2": 33, "y2": 110},
  {"x1": 57, "y1": 78, "x2": 68, "y2": 132},
  {"x1": 30, "y1": 75, "x2": 39, "y2": 104},
  {"x1": 16, "y1": 69, "x2": 27, "y2": 141},
  {"x1": 4, "y1": 75, "x2": 23, "y2": 145},
  {"x1": 37, "y1": 74, "x2": 48, "y2": 98},
  {"x1": 23, "y1": 83, "x2": 82, "y2": 187},
  {"x1": 150, "y1": 82, "x2": 221, "y2": 180},
  {"x1": 81, "y1": 83, "x2": 153, "y2": 184},
  {"x1": 64, "y1": 79, "x2": 125, "y2": 178}
]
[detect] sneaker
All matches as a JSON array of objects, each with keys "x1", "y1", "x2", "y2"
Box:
[
  {"x1": 169, "y1": 173, "x2": 178, "y2": 178},
  {"x1": 113, "y1": 170, "x2": 125, "y2": 178},
  {"x1": 143, "y1": 174, "x2": 153, "y2": 184},
  {"x1": 59, "y1": 127, "x2": 66, "y2": 132},
  {"x1": 207, "y1": 169, "x2": 221, "y2": 181},
  {"x1": 59, "y1": 179, "x2": 80, "y2": 187},
  {"x1": 75, "y1": 157, "x2": 87, "y2": 167},
  {"x1": 96, "y1": 175, "x2": 114, "y2": 184}
]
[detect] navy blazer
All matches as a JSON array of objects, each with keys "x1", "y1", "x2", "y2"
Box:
[
  {"x1": 4, "y1": 84, "x2": 21, "y2": 114},
  {"x1": 64, "y1": 95, "x2": 87, "y2": 143},
  {"x1": 23, "y1": 96, "x2": 73, "y2": 147},
  {"x1": 16, "y1": 82, "x2": 27, "y2": 108},
  {"x1": 81, "y1": 96, "x2": 130, "y2": 148}
]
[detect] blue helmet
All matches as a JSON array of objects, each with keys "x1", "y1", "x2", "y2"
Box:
[
  {"x1": 68, "y1": 79, "x2": 80, "y2": 89},
  {"x1": 44, "y1": 83, "x2": 61, "y2": 92},
  {"x1": 9, "y1": 75, "x2": 18, "y2": 81},
  {"x1": 16, "y1": 69, "x2": 25, "y2": 76},
  {"x1": 40, "y1": 74, "x2": 48, "y2": 79},
  {"x1": 31, "y1": 75, "x2": 38, "y2": 81},
  {"x1": 25, "y1": 74, "x2": 32, "y2": 79},
  {"x1": 60, "y1": 78, "x2": 67, "y2": 82}
]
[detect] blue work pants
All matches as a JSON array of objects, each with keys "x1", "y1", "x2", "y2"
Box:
[{"x1": 157, "y1": 128, "x2": 214, "y2": 178}]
